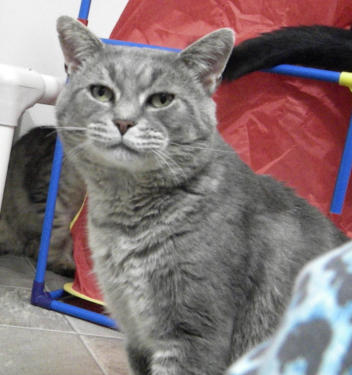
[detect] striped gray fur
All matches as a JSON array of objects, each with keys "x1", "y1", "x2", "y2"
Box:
[
  {"x1": 56, "y1": 16, "x2": 348, "y2": 375},
  {"x1": 0, "y1": 127, "x2": 84, "y2": 275}
]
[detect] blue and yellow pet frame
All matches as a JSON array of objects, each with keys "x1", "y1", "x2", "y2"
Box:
[{"x1": 31, "y1": 0, "x2": 352, "y2": 329}]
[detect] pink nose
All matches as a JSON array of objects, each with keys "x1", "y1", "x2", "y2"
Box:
[{"x1": 114, "y1": 119, "x2": 136, "y2": 135}]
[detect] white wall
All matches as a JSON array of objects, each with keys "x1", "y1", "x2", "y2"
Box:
[{"x1": 0, "y1": 0, "x2": 129, "y2": 138}]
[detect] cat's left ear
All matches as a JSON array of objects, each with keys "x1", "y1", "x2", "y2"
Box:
[
  {"x1": 57, "y1": 16, "x2": 103, "y2": 74},
  {"x1": 179, "y1": 28, "x2": 235, "y2": 94}
]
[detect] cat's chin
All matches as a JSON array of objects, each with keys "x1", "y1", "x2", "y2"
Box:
[{"x1": 91, "y1": 143, "x2": 155, "y2": 171}]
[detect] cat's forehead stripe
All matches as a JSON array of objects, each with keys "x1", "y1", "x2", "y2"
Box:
[
  {"x1": 104, "y1": 56, "x2": 161, "y2": 90},
  {"x1": 106, "y1": 63, "x2": 124, "y2": 85},
  {"x1": 135, "y1": 64, "x2": 154, "y2": 88}
]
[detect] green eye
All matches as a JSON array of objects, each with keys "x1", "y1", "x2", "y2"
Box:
[
  {"x1": 90, "y1": 85, "x2": 114, "y2": 102},
  {"x1": 147, "y1": 93, "x2": 174, "y2": 108}
]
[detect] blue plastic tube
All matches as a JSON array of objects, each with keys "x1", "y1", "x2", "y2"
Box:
[
  {"x1": 101, "y1": 38, "x2": 180, "y2": 52},
  {"x1": 102, "y1": 40, "x2": 343, "y2": 86},
  {"x1": 49, "y1": 288, "x2": 66, "y2": 300},
  {"x1": 34, "y1": 137, "x2": 63, "y2": 284},
  {"x1": 51, "y1": 300, "x2": 118, "y2": 329},
  {"x1": 265, "y1": 64, "x2": 340, "y2": 83},
  {"x1": 78, "y1": 0, "x2": 91, "y2": 21},
  {"x1": 330, "y1": 113, "x2": 352, "y2": 214},
  {"x1": 31, "y1": 137, "x2": 64, "y2": 308},
  {"x1": 31, "y1": 19, "x2": 350, "y2": 327},
  {"x1": 102, "y1": 39, "x2": 342, "y2": 86}
]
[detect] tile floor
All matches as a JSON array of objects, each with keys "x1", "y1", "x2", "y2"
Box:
[{"x1": 0, "y1": 254, "x2": 129, "y2": 375}]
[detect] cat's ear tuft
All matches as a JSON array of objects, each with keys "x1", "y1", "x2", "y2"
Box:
[
  {"x1": 57, "y1": 16, "x2": 103, "y2": 74},
  {"x1": 179, "y1": 28, "x2": 235, "y2": 95}
]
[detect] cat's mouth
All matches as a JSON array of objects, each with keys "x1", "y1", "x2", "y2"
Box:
[
  {"x1": 105, "y1": 142, "x2": 139, "y2": 154},
  {"x1": 92, "y1": 139, "x2": 146, "y2": 168},
  {"x1": 90, "y1": 138, "x2": 160, "y2": 171},
  {"x1": 93, "y1": 138, "x2": 139, "y2": 154}
]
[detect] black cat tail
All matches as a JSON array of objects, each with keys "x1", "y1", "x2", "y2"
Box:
[{"x1": 223, "y1": 25, "x2": 352, "y2": 81}]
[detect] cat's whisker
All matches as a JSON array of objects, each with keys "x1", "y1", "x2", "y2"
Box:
[
  {"x1": 169, "y1": 142, "x2": 234, "y2": 154},
  {"x1": 151, "y1": 149, "x2": 185, "y2": 184},
  {"x1": 38, "y1": 126, "x2": 87, "y2": 140},
  {"x1": 150, "y1": 150, "x2": 166, "y2": 174},
  {"x1": 63, "y1": 141, "x2": 88, "y2": 161},
  {"x1": 43, "y1": 129, "x2": 60, "y2": 139},
  {"x1": 37, "y1": 125, "x2": 57, "y2": 129},
  {"x1": 162, "y1": 151, "x2": 187, "y2": 183},
  {"x1": 57, "y1": 127, "x2": 87, "y2": 132},
  {"x1": 39, "y1": 125, "x2": 87, "y2": 132},
  {"x1": 151, "y1": 150, "x2": 179, "y2": 183}
]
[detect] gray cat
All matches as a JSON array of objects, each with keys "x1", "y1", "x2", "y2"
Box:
[
  {"x1": 0, "y1": 127, "x2": 84, "y2": 275},
  {"x1": 56, "y1": 16, "x2": 348, "y2": 374}
]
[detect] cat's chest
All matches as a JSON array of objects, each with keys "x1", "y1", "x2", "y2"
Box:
[
  {"x1": 89, "y1": 226, "x2": 166, "y2": 335},
  {"x1": 85, "y1": 189, "x2": 180, "y2": 332},
  {"x1": 86, "y1": 201, "x2": 170, "y2": 289},
  {"x1": 89, "y1": 185, "x2": 168, "y2": 224},
  {"x1": 86, "y1": 190, "x2": 177, "y2": 259},
  {"x1": 88, "y1": 213, "x2": 169, "y2": 261}
]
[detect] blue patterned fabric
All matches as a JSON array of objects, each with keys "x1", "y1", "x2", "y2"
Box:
[{"x1": 227, "y1": 241, "x2": 352, "y2": 375}]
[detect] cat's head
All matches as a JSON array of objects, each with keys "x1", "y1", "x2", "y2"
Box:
[{"x1": 56, "y1": 16, "x2": 234, "y2": 183}]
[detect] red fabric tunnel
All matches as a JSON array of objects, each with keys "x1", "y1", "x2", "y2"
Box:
[{"x1": 69, "y1": 0, "x2": 352, "y2": 303}]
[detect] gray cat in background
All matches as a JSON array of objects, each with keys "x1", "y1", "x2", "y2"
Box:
[
  {"x1": 0, "y1": 127, "x2": 84, "y2": 275},
  {"x1": 56, "y1": 16, "x2": 347, "y2": 374}
]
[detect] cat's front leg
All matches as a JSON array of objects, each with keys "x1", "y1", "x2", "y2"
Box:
[
  {"x1": 135, "y1": 340, "x2": 221, "y2": 375},
  {"x1": 127, "y1": 341, "x2": 192, "y2": 375},
  {"x1": 149, "y1": 341, "x2": 217, "y2": 375},
  {"x1": 150, "y1": 345, "x2": 184, "y2": 375},
  {"x1": 126, "y1": 343, "x2": 152, "y2": 375}
]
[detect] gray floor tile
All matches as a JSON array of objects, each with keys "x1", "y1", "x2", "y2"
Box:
[
  {"x1": 82, "y1": 336, "x2": 129, "y2": 375},
  {"x1": 27, "y1": 257, "x2": 74, "y2": 292},
  {"x1": 0, "y1": 326, "x2": 104, "y2": 375},
  {"x1": 44, "y1": 268, "x2": 73, "y2": 292},
  {"x1": 0, "y1": 249, "x2": 131, "y2": 375},
  {"x1": 67, "y1": 314, "x2": 123, "y2": 339},
  {"x1": 0, "y1": 255, "x2": 34, "y2": 288},
  {"x1": 0, "y1": 286, "x2": 72, "y2": 332}
]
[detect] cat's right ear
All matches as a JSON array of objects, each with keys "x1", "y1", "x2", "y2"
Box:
[{"x1": 57, "y1": 16, "x2": 103, "y2": 74}]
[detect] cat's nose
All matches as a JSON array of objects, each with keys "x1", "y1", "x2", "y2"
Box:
[{"x1": 114, "y1": 119, "x2": 136, "y2": 135}]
